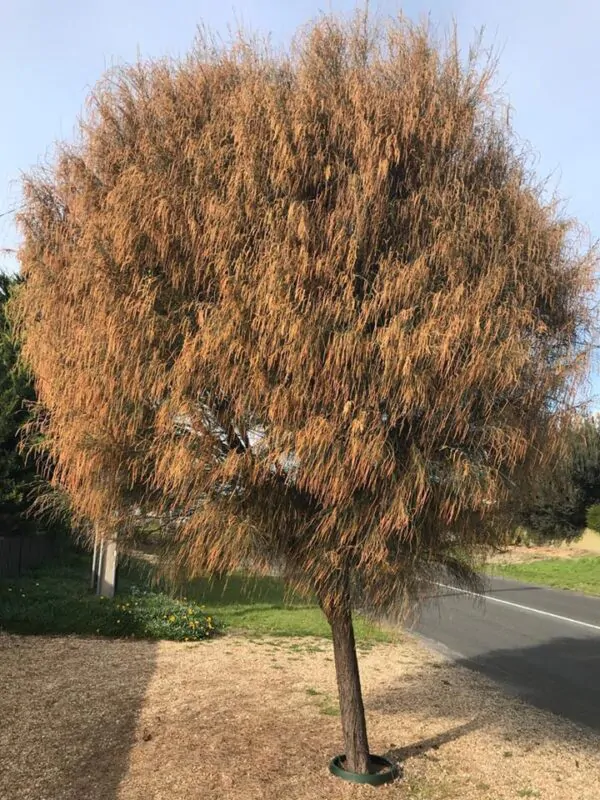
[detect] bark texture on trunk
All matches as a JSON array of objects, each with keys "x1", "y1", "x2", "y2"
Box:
[{"x1": 325, "y1": 596, "x2": 371, "y2": 774}]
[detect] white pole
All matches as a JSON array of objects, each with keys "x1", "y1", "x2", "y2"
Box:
[
  {"x1": 98, "y1": 535, "x2": 118, "y2": 599},
  {"x1": 90, "y1": 528, "x2": 99, "y2": 590},
  {"x1": 96, "y1": 538, "x2": 104, "y2": 595}
]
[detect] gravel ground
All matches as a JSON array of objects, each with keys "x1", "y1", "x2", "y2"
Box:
[{"x1": 1, "y1": 631, "x2": 599, "y2": 800}]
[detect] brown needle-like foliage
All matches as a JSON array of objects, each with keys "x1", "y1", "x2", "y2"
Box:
[{"x1": 13, "y1": 13, "x2": 596, "y2": 775}]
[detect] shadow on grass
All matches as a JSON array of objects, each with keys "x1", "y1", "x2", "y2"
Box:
[
  {"x1": 0, "y1": 635, "x2": 157, "y2": 800},
  {"x1": 184, "y1": 572, "x2": 312, "y2": 607}
]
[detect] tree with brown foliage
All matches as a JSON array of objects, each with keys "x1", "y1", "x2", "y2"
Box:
[{"x1": 13, "y1": 14, "x2": 596, "y2": 777}]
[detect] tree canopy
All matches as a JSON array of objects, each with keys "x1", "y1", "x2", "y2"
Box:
[{"x1": 13, "y1": 14, "x2": 596, "y2": 774}]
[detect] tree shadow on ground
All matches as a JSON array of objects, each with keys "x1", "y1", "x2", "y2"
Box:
[
  {"x1": 453, "y1": 635, "x2": 600, "y2": 733},
  {"x1": 0, "y1": 635, "x2": 157, "y2": 800},
  {"x1": 382, "y1": 717, "x2": 484, "y2": 762},
  {"x1": 368, "y1": 635, "x2": 600, "y2": 754}
]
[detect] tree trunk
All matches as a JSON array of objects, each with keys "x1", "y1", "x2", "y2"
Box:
[{"x1": 324, "y1": 596, "x2": 371, "y2": 774}]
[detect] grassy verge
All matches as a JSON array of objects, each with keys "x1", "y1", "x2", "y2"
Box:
[
  {"x1": 491, "y1": 556, "x2": 600, "y2": 596},
  {"x1": 0, "y1": 553, "x2": 393, "y2": 642}
]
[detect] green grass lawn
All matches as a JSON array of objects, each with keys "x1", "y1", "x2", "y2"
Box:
[
  {"x1": 182, "y1": 572, "x2": 392, "y2": 641},
  {"x1": 491, "y1": 556, "x2": 600, "y2": 596},
  {"x1": 0, "y1": 552, "x2": 393, "y2": 642}
]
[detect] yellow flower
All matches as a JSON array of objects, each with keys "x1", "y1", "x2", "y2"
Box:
[{"x1": 168, "y1": 614, "x2": 177, "y2": 623}]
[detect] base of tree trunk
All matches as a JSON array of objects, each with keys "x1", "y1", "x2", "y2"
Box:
[
  {"x1": 329, "y1": 753, "x2": 399, "y2": 786},
  {"x1": 326, "y1": 596, "x2": 371, "y2": 773}
]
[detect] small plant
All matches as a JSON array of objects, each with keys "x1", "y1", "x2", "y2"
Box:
[
  {"x1": 320, "y1": 702, "x2": 341, "y2": 717},
  {"x1": 316, "y1": 693, "x2": 340, "y2": 716},
  {"x1": 304, "y1": 685, "x2": 338, "y2": 715},
  {"x1": 302, "y1": 644, "x2": 325, "y2": 654}
]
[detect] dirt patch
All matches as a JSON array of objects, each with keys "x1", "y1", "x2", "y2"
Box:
[
  {"x1": 1, "y1": 632, "x2": 599, "y2": 800},
  {"x1": 488, "y1": 540, "x2": 600, "y2": 565}
]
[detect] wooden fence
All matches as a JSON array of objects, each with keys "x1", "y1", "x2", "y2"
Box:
[{"x1": 0, "y1": 536, "x2": 56, "y2": 578}]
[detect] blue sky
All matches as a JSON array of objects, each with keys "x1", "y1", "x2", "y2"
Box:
[{"x1": 1, "y1": 0, "x2": 598, "y2": 402}]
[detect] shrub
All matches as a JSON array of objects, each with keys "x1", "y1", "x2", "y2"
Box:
[
  {"x1": 0, "y1": 571, "x2": 220, "y2": 640},
  {"x1": 110, "y1": 586, "x2": 219, "y2": 640},
  {"x1": 585, "y1": 504, "x2": 600, "y2": 534}
]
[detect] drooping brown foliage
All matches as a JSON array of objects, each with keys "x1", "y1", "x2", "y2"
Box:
[{"x1": 13, "y1": 15, "x2": 595, "y2": 765}]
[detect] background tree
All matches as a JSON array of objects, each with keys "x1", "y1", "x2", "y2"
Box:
[
  {"x1": 586, "y1": 500, "x2": 600, "y2": 533},
  {"x1": 0, "y1": 273, "x2": 37, "y2": 535},
  {"x1": 0, "y1": 272, "x2": 71, "y2": 542},
  {"x1": 13, "y1": 15, "x2": 595, "y2": 776},
  {"x1": 517, "y1": 414, "x2": 600, "y2": 541}
]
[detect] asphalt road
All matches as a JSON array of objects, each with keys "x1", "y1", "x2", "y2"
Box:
[{"x1": 412, "y1": 575, "x2": 600, "y2": 732}]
